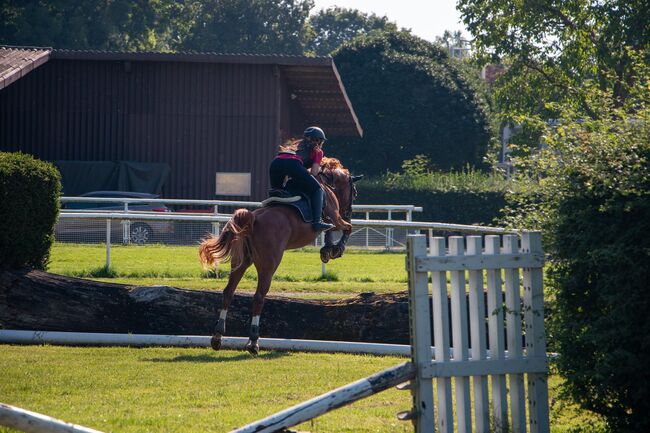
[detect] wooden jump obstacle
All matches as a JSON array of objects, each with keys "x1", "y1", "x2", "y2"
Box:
[{"x1": 229, "y1": 232, "x2": 550, "y2": 433}]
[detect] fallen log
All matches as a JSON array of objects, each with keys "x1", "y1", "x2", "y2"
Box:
[{"x1": 0, "y1": 269, "x2": 411, "y2": 344}]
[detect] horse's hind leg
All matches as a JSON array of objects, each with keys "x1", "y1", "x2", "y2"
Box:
[
  {"x1": 245, "y1": 256, "x2": 282, "y2": 355},
  {"x1": 211, "y1": 258, "x2": 251, "y2": 351}
]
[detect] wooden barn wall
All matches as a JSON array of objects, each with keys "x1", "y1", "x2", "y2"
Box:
[{"x1": 0, "y1": 59, "x2": 280, "y2": 200}]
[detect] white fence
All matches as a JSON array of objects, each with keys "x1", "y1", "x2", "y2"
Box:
[
  {"x1": 406, "y1": 232, "x2": 549, "y2": 433},
  {"x1": 58, "y1": 196, "x2": 423, "y2": 249}
]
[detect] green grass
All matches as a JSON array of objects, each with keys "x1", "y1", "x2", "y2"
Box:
[
  {"x1": 48, "y1": 243, "x2": 408, "y2": 295},
  {"x1": 0, "y1": 346, "x2": 606, "y2": 433}
]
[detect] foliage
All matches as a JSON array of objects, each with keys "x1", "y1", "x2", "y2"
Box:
[
  {"x1": 180, "y1": 0, "x2": 314, "y2": 54},
  {"x1": 306, "y1": 6, "x2": 397, "y2": 56},
  {"x1": 356, "y1": 161, "x2": 511, "y2": 225},
  {"x1": 329, "y1": 30, "x2": 493, "y2": 175},
  {"x1": 0, "y1": 152, "x2": 61, "y2": 270},
  {"x1": 0, "y1": 0, "x2": 184, "y2": 51},
  {"x1": 501, "y1": 58, "x2": 650, "y2": 431},
  {"x1": 458, "y1": 0, "x2": 650, "y2": 120},
  {"x1": 0, "y1": 0, "x2": 314, "y2": 54}
]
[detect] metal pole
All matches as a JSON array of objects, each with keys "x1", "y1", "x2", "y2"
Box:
[
  {"x1": 122, "y1": 202, "x2": 130, "y2": 244},
  {"x1": 365, "y1": 211, "x2": 370, "y2": 248},
  {"x1": 386, "y1": 210, "x2": 393, "y2": 250},
  {"x1": 105, "y1": 219, "x2": 111, "y2": 269},
  {"x1": 212, "y1": 205, "x2": 220, "y2": 236}
]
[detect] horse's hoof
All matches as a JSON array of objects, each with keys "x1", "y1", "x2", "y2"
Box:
[
  {"x1": 210, "y1": 334, "x2": 223, "y2": 351},
  {"x1": 331, "y1": 245, "x2": 344, "y2": 259},
  {"x1": 245, "y1": 339, "x2": 259, "y2": 355},
  {"x1": 320, "y1": 246, "x2": 332, "y2": 263}
]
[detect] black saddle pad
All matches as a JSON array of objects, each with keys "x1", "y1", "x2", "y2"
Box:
[{"x1": 263, "y1": 188, "x2": 314, "y2": 223}]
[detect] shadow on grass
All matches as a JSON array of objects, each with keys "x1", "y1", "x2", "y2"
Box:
[{"x1": 144, "y1": 350, "x2": 290, "y2": 363}]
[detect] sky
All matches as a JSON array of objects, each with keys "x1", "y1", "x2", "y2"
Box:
[{"x1": 311, "y1": 0, "x2": 469, "y2": 43}]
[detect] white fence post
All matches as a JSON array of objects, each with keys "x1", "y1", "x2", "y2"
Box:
[
  {"x1": 406, "y1": 235, "x2": 435, "y2": 433},
  {"x1": 449, "y1": 236, "x2": 471, "y2": 433},
  {"x1": 105, "y1": 219, "x2": 111, "y2": 269},
  {"x1": 504, "y1": 234, "x2": 527, "y2": 433},
  {"x1": 486, "y1": 235, "x2": 508, "y2": 432},
  {"x1": 212, "y1": 205, "x2": 220, "y2": 236},
  {"x1": 522, "y1": 231, "x2": 550, "y2": 433},
  {"x1": 430, "y1": 236, "x2": 453, "y2": 433},
  {"x1": 467, "y1": 235, "x2": 490, "y2": 432}
]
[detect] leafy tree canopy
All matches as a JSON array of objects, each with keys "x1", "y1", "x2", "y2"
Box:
[
  {"x1": 181, "y1": 0, "x2": 314, "y2": 54},
  {"x1": 306, "y1": 6, "x2": 397, "y2": 56},
  {"x1": 458, "y1": 0, "x2": 650, "y2": 120},
  {"x1": 329, "y1": 30, "x2": 492, "y2": 174},
  {"x1": 501, "y1": 57, "x2": 650, "y2": 431}
]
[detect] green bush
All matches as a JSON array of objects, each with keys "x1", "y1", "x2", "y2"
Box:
[
  {"x1": 331, "y1": 30, "x2": 493, "y2": 175},
  {"x1": 0, "y1": 152, "x2": 61, "y2": 270},
  {"x1": 501, "y1": 77, "x2": 650, "y2": 431},
  {"x1": 357, "y1": 165, "x2": 510, "y2": 225}
]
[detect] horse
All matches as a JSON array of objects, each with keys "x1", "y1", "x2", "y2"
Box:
[{"x1": 199, "y1": 157, "x2": 361, "y2": 354}]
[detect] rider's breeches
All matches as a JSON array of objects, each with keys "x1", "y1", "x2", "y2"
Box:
[{"x1": 269, "y1": 157, "x2": 320, "y2": 193}]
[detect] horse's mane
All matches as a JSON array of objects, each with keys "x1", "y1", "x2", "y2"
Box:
[{"x1": 321, "y1": 157, "x2": 349, "y2": 175}]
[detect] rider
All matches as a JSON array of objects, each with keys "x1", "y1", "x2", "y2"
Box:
[{"x1": 269, "y1": 126, "x2": 335, "y2": 232}]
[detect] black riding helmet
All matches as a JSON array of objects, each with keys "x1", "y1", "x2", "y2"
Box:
[{"x1": 303, "y1": 126, "x2": 327, "y2": 142}]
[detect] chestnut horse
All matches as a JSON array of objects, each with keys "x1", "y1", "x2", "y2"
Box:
[{"x1": 199, "y1": 158, "x2": 360, "y2": 354}]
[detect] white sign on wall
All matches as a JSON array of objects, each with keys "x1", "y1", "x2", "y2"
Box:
[{"x1": 215, "y1": 172, "x2": 251, "y2": 196}]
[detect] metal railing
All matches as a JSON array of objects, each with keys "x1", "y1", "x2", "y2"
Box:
[{"x1": 59, "y1": 196, "x2": 424, "y2": 249}]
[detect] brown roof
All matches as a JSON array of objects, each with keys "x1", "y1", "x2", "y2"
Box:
[
  {"x1": 52, "y1": 50, "x2": 363, "y2": 137},
  {"x1": 1, "y1": 47, "x2": 361, "y2": 137},
  {"x1": 0, "y1": 46, "x2": 51, "y2": 90}
]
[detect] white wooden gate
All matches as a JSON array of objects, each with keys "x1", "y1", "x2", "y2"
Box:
[{"x1": 406, "y1": 232, "x2": 549, "y2": 433}]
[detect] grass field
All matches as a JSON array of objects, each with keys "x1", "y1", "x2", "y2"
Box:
[
  {"x1": 49, "y1": 243, "x2": 408, "y2": 296},
  {"x1": 0, "y1": 346, "x2": 605, "y2": 433},
  {"x1": 4, "y1": 244, "x2": 607, "y2": 432}
]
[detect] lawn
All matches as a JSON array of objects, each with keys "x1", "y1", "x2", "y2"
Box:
[
  {"x1": 48, "y1": 243, "x2": 409, "y2": 296},
  {"x1": 0, "y1": 345, "x2": 605, "y2": 433}
]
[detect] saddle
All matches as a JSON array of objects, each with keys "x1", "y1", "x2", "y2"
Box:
[{"x1": 261, "y1": 185, "x2": 322, "y2": 223}]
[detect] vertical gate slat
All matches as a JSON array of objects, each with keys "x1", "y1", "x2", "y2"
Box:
[
  {"x1": 486, "y1": 235, "x2": 509, "y2": 432},
  {"x1": 449, "y1": 237, "x2": 472, "y2": 433},
  {"x1": 467, "y1": 236, "x2": 490, "y2": 433},
  {"x1": 407, "y1": 235, "x2": 435, "y2": 433},
  {"x1": 430, "y1": 236, "x2": 453, "y2": 433},
  {"x1": 504, "y1": 234, "x2": 527, "y2": 433},
  {"x1": 521, "y1": 232, "x2": 550, "y2": 433}
]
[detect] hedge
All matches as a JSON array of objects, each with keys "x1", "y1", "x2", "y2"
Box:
[
  {"x1": 0, "y1": 152, "x2": 61, "y2": 270},
  {"x1": 357, "y1": 182, "x2": 505, "y2": 226}
]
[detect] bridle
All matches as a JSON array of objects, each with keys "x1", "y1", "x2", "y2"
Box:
[{"x1": 319, "y1": 169, "x2": 357, "y2": 222}]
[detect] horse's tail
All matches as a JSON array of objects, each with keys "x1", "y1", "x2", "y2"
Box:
[{"x1": 199, "y1": 209, "x2": 255, "y2": 269}]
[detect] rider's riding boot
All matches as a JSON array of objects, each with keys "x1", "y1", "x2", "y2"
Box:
[{"x1": 311, "y1": 188, "x2": 334, "y2": 232}]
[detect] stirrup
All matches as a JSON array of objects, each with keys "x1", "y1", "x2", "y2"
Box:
[{"x1": 312, "y1": 221, "x2": 335, "y2": 232}]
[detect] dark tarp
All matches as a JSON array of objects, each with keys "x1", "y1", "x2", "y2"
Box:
[{"x1": 54, "y1": 161, "x2": 170, "y2": 196}]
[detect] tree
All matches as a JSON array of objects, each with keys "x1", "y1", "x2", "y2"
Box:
[
  {"x1": 330, "y1": 30, "x2": 492, "y2": 174},
  {"x1": 458, "y1": 0, "x2": 650, "y2": 119},
  {"x1": 306, "y1": 7, "x2": 397, "y2": 56},
  {"x1": 501, "y1": 55, "x2": 650, "y2": 432},
  {"x1": 180, "y1": 0, "x2": 313, "y2": 55},
  {"x1": 0, "y1": 0, "x2": 174, "y2": 51}
]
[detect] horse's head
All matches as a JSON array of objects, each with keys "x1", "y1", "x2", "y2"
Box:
[{"x1": 320, "y1": 157, "x2": 362, "y2": 222}]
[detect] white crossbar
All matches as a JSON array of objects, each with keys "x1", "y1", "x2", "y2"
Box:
[
  {"x1": 416, "y1": 252, "x2": 544, "y2": 272},
  {"x1": 0, "y1": 403, "x2": 105, "y2": 433},
  {"x1": 421, "y1": 357, "x2": 548, "y2": 378}
]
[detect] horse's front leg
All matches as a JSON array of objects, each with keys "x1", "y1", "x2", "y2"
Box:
[
  {"x1": 320, "y1": 230, "x2": 335, "y2": 263},
  {"x1": 211, "y1": 260, "x2": 250, "y2": 351},
  {"x1": 331, "y1": 228, "x2": 351, "y2": 259}
]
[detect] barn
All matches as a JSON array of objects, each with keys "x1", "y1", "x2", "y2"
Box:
[{"x1": 0, "y1": 46, "x2": 362, "y2": 200}]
